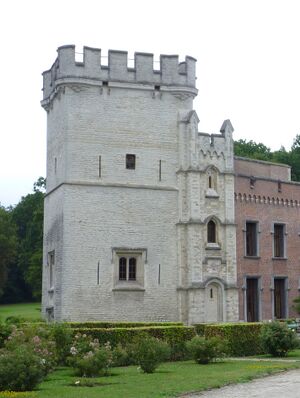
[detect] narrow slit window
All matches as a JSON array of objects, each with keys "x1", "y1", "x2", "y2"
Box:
[
  {"x1": 128, "y1": 257, "x2": 136, "y2": 280},
  {"x1": 210, "y1": 288, "x2": 213, "y2": 299},
  {"x1": 119, "y1": 257, "x2": 127, "y2": 280},
  {"x1": 207, "y1": 220, "x2": 216, "y2": 243},
  {"x1": 159, "y1": 160, "x2": 162, "y2": 181},
  {"x1": 208, "y1": 176, "x2": 212, "y2": 188},
  {"x1": 54, "y1": 157, "x2": 57, "y2": 174},
  {"x1": 126, "y1": 154, "x2": 136, "y2": 170},
  {"x1": 98, "y1": 156, "x2": 101, "y2": 178}
]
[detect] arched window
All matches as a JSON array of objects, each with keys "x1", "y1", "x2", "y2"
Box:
[
  {"x1": 119, "y1": 257, "x2": 127, "y2": 280},
  {"x1": 128, "y1": 258, "x2": 136, "y2": 280},
  {"x1": 207, "y1": 220, "x2": 216, "y2": 243}
]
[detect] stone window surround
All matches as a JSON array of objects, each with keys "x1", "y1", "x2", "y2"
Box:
[{"x1": 112, "y1": 247, "x2": 147, "y2": 291}]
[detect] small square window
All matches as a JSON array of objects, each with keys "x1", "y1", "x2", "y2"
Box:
[{"x1": 126, "y1": 154, "x2": 136, "y2": 170}]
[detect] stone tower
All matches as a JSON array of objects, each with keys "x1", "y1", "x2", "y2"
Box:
[{"x1": 41, "y1": 45, "x2": 238, "y2": 323}]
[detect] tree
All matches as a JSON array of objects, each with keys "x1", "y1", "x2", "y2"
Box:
[
  {"x1": 0, "y1": 207, "x2": 17, "y2": 298},
  {"x1": 1, "y1": 178, "x2": 45, "y2": 303},
  {"x1": 234, "y1": 139, "x2": 272, "y2": 161}
]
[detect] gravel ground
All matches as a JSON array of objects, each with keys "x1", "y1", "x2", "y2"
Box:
[{"x1": 182, "y1": 369, "x2": 300, "y2": 398}]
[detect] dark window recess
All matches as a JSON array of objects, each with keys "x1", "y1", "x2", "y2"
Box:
[
  {"x1": 126, "y1": 154, "x2": 136, "y2": 169},
  {"x1": 250, "y1": 176, "x2": 255, "y2": 189},
  {"x1": 128, "y1": 258, "x2": 136, "y2": 280},
  {"x1": 119, "y1": 257, "x2": 127, "y2": 280},
  {"x1": 154, "y1": 85, "x2": 160, "y2": 91},
  {"x1": 278, "y1": 181, "x2": 282, "y2": 193},
  {"x1": 102, "y1": 81, "x2": 108, "y2": 86},
  {"x1": 246, "y1": 222, "x2": 258, "y2": 256},
  {"x1": 274, "y1": 278, "x2": 286, "y2": 319},
  {"x1": 207, "y1": 220, "x2": 216, "y2": 243},
  {"x1": 246, "y1": 278, "x2": 259, "y2": 322},
  {"x1": 274, "y1": 224, "x2": 284, "y2": 257}
]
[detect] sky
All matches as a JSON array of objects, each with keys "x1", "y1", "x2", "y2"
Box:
[{"x1": 1, "y1": 0, "x2": 300, "y2": 207}]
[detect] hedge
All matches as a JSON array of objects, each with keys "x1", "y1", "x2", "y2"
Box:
[
  {"x1": 72, "y1": 325, "x2": 196, "y2": 351},
  {"x1": 194, "y1": 323, "x2": 264, "y2": 356},
  {"x1": 66, "y1": 321, "x2": 184, "y2": 329}
]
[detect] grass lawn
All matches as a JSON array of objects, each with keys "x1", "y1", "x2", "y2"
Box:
[
  {"x1": 254, "y1": 348, "x2": 300, "y2": 360},
  {"x1": 0, "y1": 302, "x2": 41, "y2": 321},
  {"x1": 34, "y1": 360, "x2": 300, "y2": 398}
]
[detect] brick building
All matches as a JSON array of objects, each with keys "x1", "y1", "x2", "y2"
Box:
[{"x1": 235, "y1": 157, "x2": 300, "y2": 321}]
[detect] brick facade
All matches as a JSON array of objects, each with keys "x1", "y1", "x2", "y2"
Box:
[{"x1": 235, "y1": 157, "x2": 300, "y2": 321}]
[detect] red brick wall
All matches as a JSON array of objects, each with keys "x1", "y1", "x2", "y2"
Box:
[{"x1": 235, "y1": 173, "x2": 300, "y2": 320}]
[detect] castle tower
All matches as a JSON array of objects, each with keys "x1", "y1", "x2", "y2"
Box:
[
  {"x1": 41, "y1": 45, "x2": 197, "y2": 321},
  {"x1": 41, "y1": 45, "x2": 238, "y2": 323},
  {"x1": 177, "y1": 118, "x2": 239, "y2": 323}
]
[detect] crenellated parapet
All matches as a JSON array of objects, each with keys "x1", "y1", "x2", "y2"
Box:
[{"x1": 42, "y1": 45, "x2": 197, "y2": 101}]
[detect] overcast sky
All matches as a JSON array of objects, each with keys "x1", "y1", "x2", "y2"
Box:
[{"x1": 1, "y1": 0, "x2": 300, "y2": 207}]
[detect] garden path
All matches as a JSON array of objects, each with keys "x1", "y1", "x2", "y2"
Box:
[{"x1": 183, "y1": 369, "x2": 300, "y2": 398}]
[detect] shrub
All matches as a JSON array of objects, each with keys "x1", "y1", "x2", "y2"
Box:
[
  {"x1": 293, "y1": 296, "x2": 300, "y2": 315},
  {"x1": 49, "y1": 323, "x2": 73, "y2": 364},
  {"x1": 0, "y1": 324, "x2": 12, "y2": 349},
  {"x1": 187, "y1": 336, "x2": 228, "y2": 364},
  {"x1": 68, "y1": 334, "x2": 113, "y2": 377},
  {"x1": 4, "y1": 326, "x2": 56, "y2": 374},
  {"x1": 199, "y1": 323, "x2": 264, "y2": 356},
  {"x1": 260, "y1": 321, "x2": 299, "y2": 357},
  {"x1": 112, "y1": 344, "x2": 130, "y2": 367},
  {"x1": 132, "y1": 336, "x2": 170, "y2": 373},
  {"x1": 0, "y1": 346, "x2": 45, "y2": 391}
]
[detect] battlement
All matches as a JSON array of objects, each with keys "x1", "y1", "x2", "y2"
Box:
[{"x1": 42, "y1": 45, "x2": 197, "y2": 100}]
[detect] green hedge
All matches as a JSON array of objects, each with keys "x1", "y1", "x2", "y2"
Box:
[
  {"x1": 72, "y1": 325, "x2": 195, "y2": 349},
  {"x1": 193, "y1": 323, "x2": 264, "y2": 356},
  {"x1": 67, "y1": 321, "x2": 184, "y2": 329}
]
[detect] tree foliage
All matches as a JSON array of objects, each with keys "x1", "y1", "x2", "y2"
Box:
[
  {"x1": 234, "y1": 136, "x2": 300, "y2": 182},
  {"x1": 0, "y1": 178, "x2": 45, "y2": 303}
]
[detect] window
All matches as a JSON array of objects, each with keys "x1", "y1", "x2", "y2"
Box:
[
  {"x1": 273, "y1": 224, "x2": 285, "y2": 258},
  {"x1": 118, "y1": 257, "x2": 136, "y2": 281},
  {"x1": 48, "y1": 251, "x2": 55, "y2": 289},
  {"x1": 126, "y1": 154, "x2": 136, "y2": 169},
  {"x1": 205, "y1": 167, "x2": 219, "y2": 198},
  {"x1": 207, "y1": 220, "x2": 216, "y2": 243},
  {"x1": 113, "y1": 248, "x2": 146, "y2": 290},
  {"x1": 246, "y1": 222, "x2": 258, "y2": 256}
]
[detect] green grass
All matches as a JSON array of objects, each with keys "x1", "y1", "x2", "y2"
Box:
[
  {"x1": 254, "y1": 348, "x2": 300, "y2": 360},
  {"x1": 0, "y1": 302, "x2": 41, "y2": 321},
  {"x1": 34, "y1": 360, "x2": 300, "y2": 398}
]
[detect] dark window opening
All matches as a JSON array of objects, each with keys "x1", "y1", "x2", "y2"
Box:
[
  {"x1": 119, "y1": 257, "x2": 127, "y2": 280},
  {"x1": 274, "y1": 224, "x2": 284, "y2": 258},
  {"x1": 274, "y1": 278, "x2": 286, "y2": 319},
  {"x1": 207, "y1": 220, "x2": 216, "y2": 243},
  {"x1": 246, "y1": 278, "x2": 259, "y2": 322},
  {"x1": 210, "y1": 288, "x2": 213, "y2": 299},
  {"x1": 246, "y1": 222, "x2": 258, "y2": 256},
  {"x1": 126, "y1": 154, "x2": 136, "y2": 170},
  {"x1": 278, "y1": 181, "x2": 282, "y2": 193},
  {"x1": 154, "y1": 85, "x2": 160, "y2": 91},
  {"x1": 128, "y1": 258, "x2": 136, "y2": 280},
  {"x1": 208, "y1": 176, "x2": 212, "y2": 188},
  {"x1": 250, "y1": 176, "x2": 255, "y2": 189},
  {"x1": 102, "y1": 81, "x2": 108, "y2": 86}
]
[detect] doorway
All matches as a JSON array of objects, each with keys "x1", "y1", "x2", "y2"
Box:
[
  {"x1": 274, "y1": 278, "x2": 286, "y2": 319},
  {"x1": 206, "y1": 283, "x2": 223, "y2": 322},
  {"x1": 246, "y1": 278, "x2": 259, "y2": 322}
]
